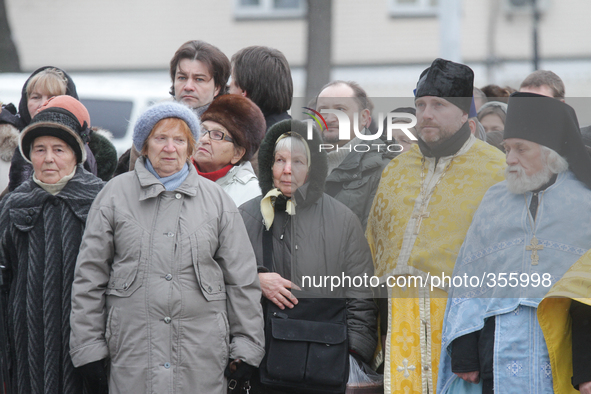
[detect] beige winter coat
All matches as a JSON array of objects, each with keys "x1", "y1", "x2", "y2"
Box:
[{"x1": 69, "y1": 158, "x2": 265, "y2": 394}]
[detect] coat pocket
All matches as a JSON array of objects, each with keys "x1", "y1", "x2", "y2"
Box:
[
  {"x1": 10, "y1": 207, "x2": 42, "y2": 232},
  {"x1": 342, "y1": 176, "x2": 372, "y2": 191},
  {"x1": 190, "y1": 233, "x2": 226, "y2": 301},
  {"x1": 215, "y1": 311, "x2": 230, "y2": 365},
  {"x1": 106, "y1": 227, "x2": 147, "y2": 298},
  {"x1": 105, "y1": 306, "x2": 121, "y2": 356}
]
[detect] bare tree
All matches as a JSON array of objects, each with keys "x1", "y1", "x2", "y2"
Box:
[
  {"x1": 305, "y1": 0, "x2": 331, "y2": 100},
  {"x1": 0, "y1": 0, "x2": 21, "y2": 72}
]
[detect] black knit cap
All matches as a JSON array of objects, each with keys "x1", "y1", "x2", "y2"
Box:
[
  {"x1": 415, "y1": 58, "x2": 474, "y2": 113},
  {"x1": 20, "y1": 103, "x2": 89, "y2": 164},
  {"x1": 504, "y1": 92, "x2": 591, "y2": 189}
]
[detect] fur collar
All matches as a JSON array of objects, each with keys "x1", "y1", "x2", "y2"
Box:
[{"x1": 0, "y1": 123, "x2": 19, "y2": 162}]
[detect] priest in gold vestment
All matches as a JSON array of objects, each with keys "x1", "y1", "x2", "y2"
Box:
[
  {"x1": 365, "y1": 58, "x2": 506, "y2": 394},
  {"x1": 539, "y1": 250, "x2": 591, "y2": 394}
]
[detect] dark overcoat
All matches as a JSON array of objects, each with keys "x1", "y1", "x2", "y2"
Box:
[{"x1": 0, "y1": 166, "x2": 104, "y2": 394}]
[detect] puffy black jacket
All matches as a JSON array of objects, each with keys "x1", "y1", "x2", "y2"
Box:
[{"x1": 325, "y1": 140, "x2": 396, "y2": 230}]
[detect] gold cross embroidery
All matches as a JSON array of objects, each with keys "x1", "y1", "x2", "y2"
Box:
[
  {"x1": 412, "y1": 206, "x2": 430, "y2": 235},
  {"x1": 525, "y1": 236, "x2": 543, "y2": 265}
]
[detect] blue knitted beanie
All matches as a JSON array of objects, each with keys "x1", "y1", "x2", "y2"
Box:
[{"x1": 133, "y1": 101, "x2": 200, "y2": 151}]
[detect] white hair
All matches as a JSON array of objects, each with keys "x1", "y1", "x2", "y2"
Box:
[
  {"x1": 274, "y1": 136, "x2": 307, "y2": 156},
  {"x1": 273, "y1": 135, "x2": 310, "y2": 168},
  {"x1": 541, "y1": 145, "x2": 568, "y2": 174}
]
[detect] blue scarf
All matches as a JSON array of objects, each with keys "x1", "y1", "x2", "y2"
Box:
[{"x1": 145, "y1": 159, "x2": 189, "y2": 191}]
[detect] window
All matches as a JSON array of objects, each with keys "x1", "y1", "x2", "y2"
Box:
[
  {"x1": 389, "y1": 0, "x2": 439, "y2": 17},
  {"x1": 235, "y1": 0, "x2": 306, "y2": 19},
  {"x1": 80, "y1": 99, "x2": 133, "y2": 140}
]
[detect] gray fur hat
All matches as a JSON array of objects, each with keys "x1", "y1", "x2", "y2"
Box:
[{"x1": 133, "y1": 101, "x2": 200, "y2": 151}]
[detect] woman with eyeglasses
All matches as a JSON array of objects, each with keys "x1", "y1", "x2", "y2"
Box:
[{"x1": 192, "y1": 94, "x2": 266, "y2": 206}]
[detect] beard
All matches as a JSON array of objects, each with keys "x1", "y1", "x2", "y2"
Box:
[
  {"x1": 417, "y1": 119, "x2": 464, "y2": 147},
  {"x1": 505, "y1": 165, "x2": 554, "y2": 194},
  {"x1": 321, "y1": 128, "x2": 340, "y2": 144}
]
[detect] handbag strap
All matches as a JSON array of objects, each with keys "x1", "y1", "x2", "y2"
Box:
[{"x1": 263, "y1": 227, "x2": 274, "y2": 272}]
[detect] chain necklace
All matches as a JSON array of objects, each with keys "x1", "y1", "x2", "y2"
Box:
[
  {"x1": 412, "y1": 155, "x2": 458, "y2": 235},
  {"x1": 524, "y1": 191, "x2": 545, "y2": 265}
]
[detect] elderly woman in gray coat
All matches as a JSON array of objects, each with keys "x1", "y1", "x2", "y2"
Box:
[{"x1": 69, "y1": 102, "x2": 265, "y2": 394}]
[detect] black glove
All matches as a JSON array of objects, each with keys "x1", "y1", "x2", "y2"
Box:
[
  {"x1": 225, "y1": 359, "x2": 255, "y2": 390},
  {"x1": 77, "y1": 359, "x2": 108, "y2": 394}
]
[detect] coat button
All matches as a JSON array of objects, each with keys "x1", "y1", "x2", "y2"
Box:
[
  {"x1": 164, "y1": 362, "x2": 171, "y2": 369},
  {"x1": 123, "y1": 283, "x2": 129, "y2": 290},
  {"x1": 218, "y1": 285, "x2": 222, "y2": 291},
  {"x1": 165, "y1": 274, "x2": 173, "y2": 281},
  {"x1": 164, "y1": 317, "x2": 171, "y2": 324},
  {"x1": 423, "y1": 365, "x2": 429, "y2": 371},
  {"x1": 25, "y1": 216, "x2": 32, "y2": 224},
  {"x1": 175, "y1": 193, "x2": 182, "y2": 199},
  {"x1": 207, "y1": 286, "x2": 212, "y2": 293},
  {"x1": 28, "y1": 209, "x2": 34, "y2": 215},
  {"x1": 167, "y1": 232, "x2": 174, "y2": 238}
]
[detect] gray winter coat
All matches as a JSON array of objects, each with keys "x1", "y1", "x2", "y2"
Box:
[
  {"x1": 239, "y1": 119, "x2": 378, "y2": 363},
  {"x1": 69, "y1": 158, "x2": 265, "y2": 394}
]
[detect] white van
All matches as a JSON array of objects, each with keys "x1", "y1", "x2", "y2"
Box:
[{"x1": 0, "y1": 72, "x2": 172, "y2": 156}]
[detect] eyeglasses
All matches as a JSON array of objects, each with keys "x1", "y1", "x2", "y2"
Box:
[{"x1": 201, "y1": 128, "x2": 234, "y2": 143}]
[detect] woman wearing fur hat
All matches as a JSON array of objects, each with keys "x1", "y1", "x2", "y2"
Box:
[
  {"x1": 238, "y1": 119, "x2": 378, "y2": 393},
  {"x1": 70, "y1": 101, "x2": 265, "y2": 394},
  {"x1": 0, "y1": 95, "x2": 105, "y2": 394},
  {"x1": 192, "y1": 94, "x2": 265, "y2": 207}
]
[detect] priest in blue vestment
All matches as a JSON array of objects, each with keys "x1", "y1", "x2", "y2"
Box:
[{"x1": 436, "y1": 92, "x2": 591, "y2": 394}]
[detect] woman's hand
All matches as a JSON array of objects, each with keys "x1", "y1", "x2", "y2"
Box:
[
  {"x1": 454, "y1": 371, "x2": 480, "y2": 384},
  {"x1": 258, "y1": 272, "x2": 299, "y2": 310},
  {"x1": 580, "y1": 381, "x2": 591, "y2": 394}
]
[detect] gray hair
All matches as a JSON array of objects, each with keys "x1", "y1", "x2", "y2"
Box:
[
  {"x1": 542, "y1": 145, "x2": 568, "y2": 174},
  {"x1": 274, "y1": 136, "x2": 306, "y2": 156},
  {"x1": 273, "y1": 135, "x2": 310, "y2": 169}
]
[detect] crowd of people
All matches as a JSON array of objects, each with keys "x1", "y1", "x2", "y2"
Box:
[{"x1": 0, "y1": 39, "x2": 590, "y2": 394}]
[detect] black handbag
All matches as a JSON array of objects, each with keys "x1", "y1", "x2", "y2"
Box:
[{"x1": 259, "y1": 228, "x2": 349, "y2": 393}]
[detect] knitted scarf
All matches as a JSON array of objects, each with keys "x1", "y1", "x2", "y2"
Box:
[
  {"x1": 194, "y1": 161, "x2": 233, "y2": 182},
  {"x1": 145, "y1": 159, "x2": 189, "y2": 191}
]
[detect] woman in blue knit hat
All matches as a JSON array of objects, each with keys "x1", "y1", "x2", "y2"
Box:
[{"x1": 69, "y1": 101, "x2": 265, "y2": 394}]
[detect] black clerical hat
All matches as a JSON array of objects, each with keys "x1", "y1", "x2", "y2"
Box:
[
  {"x1": 504, "y1": 92, "x2": 591, "y2": 189},
  {"x1": 415, "y1": 58, "x2": 474, "y2": 113}
]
